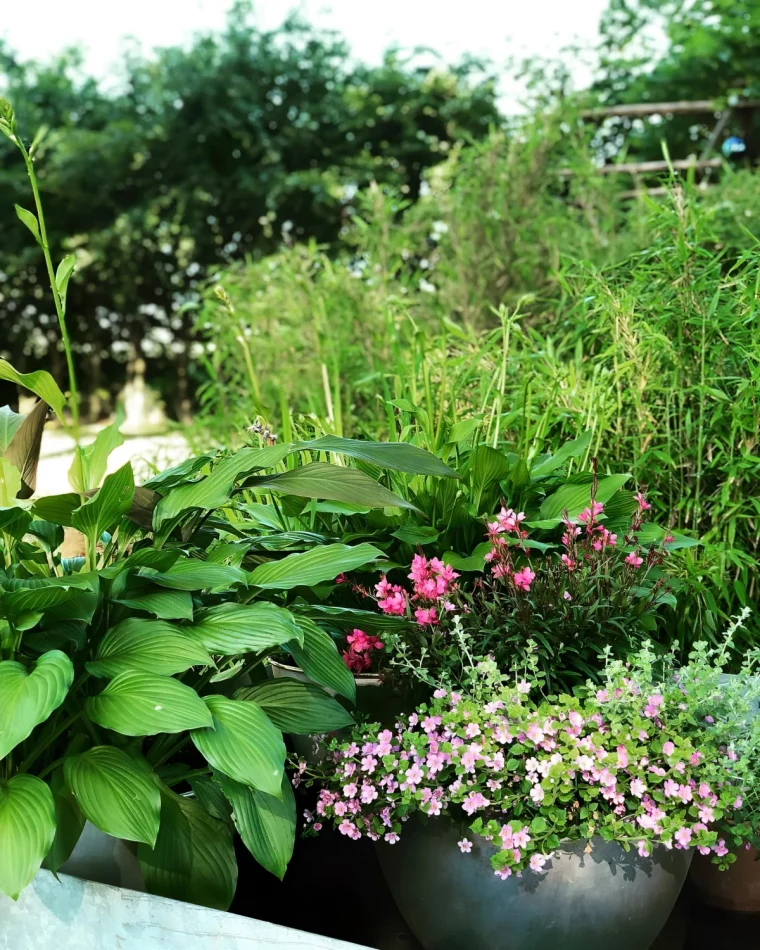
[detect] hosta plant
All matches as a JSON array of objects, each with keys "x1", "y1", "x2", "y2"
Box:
[
  {"x1": 306, "y1": 619, "x2": 760, "y2": 877},
  {"x1": 0, "y1": 97, "x2": 455, "y2": 905}
]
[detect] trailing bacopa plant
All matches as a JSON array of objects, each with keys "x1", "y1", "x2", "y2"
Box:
[{"x1": 306, "y1": 618, "x2": 760, "y2": 878}]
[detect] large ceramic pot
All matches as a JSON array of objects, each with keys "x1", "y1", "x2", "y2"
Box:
[
  {"x1": 375, "y1": 817, "x2": 692, "y2": 950},
  {"x1": 59, "y1": 821, "x2": 144, "y2": 891},
  {"x1": 690, "y1": 845, "x2": 760, "y2": 912}
]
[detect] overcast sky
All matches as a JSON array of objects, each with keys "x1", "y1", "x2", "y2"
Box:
[{"x1": 1, "y1": 1, "x2": 609, "y2": 105}]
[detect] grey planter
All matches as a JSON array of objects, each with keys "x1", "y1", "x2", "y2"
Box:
[
  {"x1": 376, "y1": 817, "x2": 692, "y2": 950},
  {"x1": 0, "y1": 870, "x2": 369, "y2": 950},
  {"x1": 58, "y1": 821, "x2": 144, "y2": 891}
]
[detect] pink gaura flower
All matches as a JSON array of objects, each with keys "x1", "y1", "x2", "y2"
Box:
[
  {"x1": 415, "y1": 606, "x2": 439, "y2": 626},
  {"x1": 625, "y1": 552, "x2": 644, "y2": 568},
  {"x1": 513, "y1": 567, "x2": 535, "y2": 591},
  {"x1": 634, "y1": 491, "x2": 652, "y2": 511}
]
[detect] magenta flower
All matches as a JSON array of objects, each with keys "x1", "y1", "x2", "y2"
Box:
[
  {"x1": 625, "y1": 552, "x2": 644, "y2": 568},
  {"x1": 513, "y1": 567, "x2": 535, "y2": 591}
]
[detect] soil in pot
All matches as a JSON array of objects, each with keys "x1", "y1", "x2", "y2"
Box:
[{"x1": 375, "y1": 816, "x2": 692, "y2": 950}]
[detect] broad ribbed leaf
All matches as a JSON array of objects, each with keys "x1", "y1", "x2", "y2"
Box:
[
  {"x1": 4, "y1": 398, "x2": 49, "y2": 498},
  {"x1": 0, "y1": 458, "x2": 21, "y2": 506},
  {"x1": 137, "y1": 558, "x2": 247, "y2": 591},
  {"x1": 0, "y1": 651, "x2": 74, "y2": 758},
  {"x1": 142, "y1": 454, "x2": 214, "y2": 491},
  {"x1": 246, "y1": 462, "x2": 416, "y2": 511},
  {"x1": 283, "y1": 617, "x2": 356, "y2": 702},
  {"x1": 294, "y1": 437, "x2": 458, "y2": 478},
  {"x1": 86, "y1": 671, "x2": 213, "y2": 736},
  {"x1": 0, "y1": 360, "x2": 66, "y2": 420},
  {"x1": 68, "y1": 420, "x2": 124, "y2": 493},
  {"x1": 72, "y1": 462, "x2": 135, "y2": 539},
  {"x1": 31, "y1": 492, "x2": 79, "y2": 527},
  {"x1": 112, "y1": 586, "x2": 194, "y2": 620},
  {"x1": 137, "y1": 787, "x2": 237, "y2": 911},
  {"x1": 295, "y1": 604, "x2": 410, "y2": 634},
  {"x1": 190, "y1": 602, "x2": 302, "y2": 654},
  {"x1": 531, "y1": 431, "x2": 592, "y2": 479},
  {"x1": 153, "y1": 445, "x2": 290, "y2": 526},
  {"x1": 191, "y1": 695, "x2": 286, "y2": 796},
  {"x1": 0, "y1": 507, "x2": 32, "y2": 540},
  {"x1": 249, "y1": 542, "x2": 383, "y2": 591},
  {"x1": 87, "y1": 618, "x2": 212, "y2": 678},
  {"x1": 469, "y1": 445, "x2": 510, "y2": 492},
  {"x1": 236, "y1": 679, "x2": 354, "y2": 733},
  {"x1": 64, "y1": 747, "x2": 160, "y2": 846},
  {"x1": 218, "y1": 771, "x2": 295, "y2": 880},
  {"x1": 538, "y1": 474, "x2": 632, "y2": 522},
  {"x1": 0, "y1": 775, "x2": 55, "y2": 899},
  {"x1": 0, "y1": 405, "x2": 24, "y2": 453},
  {"x1": 44, "y1": 771, "x2": 85, "y2": 874}
]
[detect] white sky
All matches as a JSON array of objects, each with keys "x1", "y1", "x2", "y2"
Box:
[{"x1": 0, "y1": 1, "x2": 609, "y2": 107}]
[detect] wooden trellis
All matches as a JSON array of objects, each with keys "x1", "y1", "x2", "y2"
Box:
[{"x1": 576, "y1": 98, "x2": 760, "y2": 197}]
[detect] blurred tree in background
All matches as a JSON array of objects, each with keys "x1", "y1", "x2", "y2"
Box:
[
  {"x1": 0, "y1": 1, "x2": 500, "y2": 417},
  {"x1": 592, "y1": 0, "x2": 760, "y2": 160}
]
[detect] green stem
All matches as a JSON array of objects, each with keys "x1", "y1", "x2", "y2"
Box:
[{"x1": 18, "y1": 139, "x2": 80, "y2": 437}]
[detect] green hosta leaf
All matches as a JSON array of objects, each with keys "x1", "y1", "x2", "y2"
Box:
[
  {"x1": 188, "y1": 775, "x2": 232, "y2": 827},
  {"x1": 68, "y1": 420, "x2": 124, "y2": 493},
  {"x1": 530, "y1": 431, "x2": 592, "y2": 479},
  {"x1": 0, "y1": 507, "x2": 32, "y2": 540},
  {"x1": 112, "y1": 586, "x2": 194, "y2": 620},
  {"x1": 0, "y1": 650, "x2": 74, "y2": 759},
  {"x1": 191, "y1": 696, "x2": 286, "y2": 797},
  {"x1": 249, "y1": 542, "x2": 383, "y2": 591},
  {"x1": 0, "y1": 458, "x2": 21, "y2": 506},
  {"x1": 137, "y1": 559, "x2": 248, "y2": 591},
  {"x1": 142, "y1": 454, "x2": 214, "y2": 491},
  {"x1": 0, "y1": 775, "x2": 55, "y2": 899},
  {"x1": 391, "y1": 525, "x2": 440, "y2": 545},
  {"x1": 86, "y1": 618, "x2": 212, "y2": 678},
  {"x1": 26, "y1": 519, "x2": 64, "y2": 553},
  {"x1": 294, "y1": 604, "x2": 409, "y2": 635},
  {"x1": 294, "y1": 437, "x2": 458, "y2": 478},
  {"x1": 137, "y1": 787, "x2": 237, "y2": 911},
  {"x1": 86, "y1": 671, "x2": 213, "y2": 736},
  {"x1": 72, "y1": 462, "x2": 135, "y2": 539},
  {"x1": 153, "y1": 445, "x2": 290, "y2": 526},
  {"x1": 236, "y1": 679, "x2": 354, "y2": 733},
  {"x1": 217, "y1": 771, "x2": 295, "y2": 880},
  {"x1": 44, "y1": 771, "x2": 85, "y2": 873},
  {"x1": 0, "y1": 360, "x2": 66, "y2": 421},
  {"x1": 469, "y1": 445, "x2": 510, "y2": 493},
  {"x1": 189, "y1": 602, "x2": 303, "y2": 654},
  {"x1": 64, "y1": 747, "x2": 160, "y2": 846},
  {"x1": 0, "y1": 405, "x2": 24, "y2": 453},
  {"x1": 283, "y1": 617, "x2": 355, "y2": 703},
  {"x1": 246, "y1": 462, "x2": 417, "y2": 511},
  {"x1": 31, "y1": 493, "x2": 79, "y2": 527},
  {"x1": 538, "y1": 474, "x2": 632, "y2": 523}
]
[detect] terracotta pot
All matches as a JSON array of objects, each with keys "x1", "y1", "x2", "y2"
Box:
[{"x1": 690, "y1": 845, "x2": 760, "y2": 912}]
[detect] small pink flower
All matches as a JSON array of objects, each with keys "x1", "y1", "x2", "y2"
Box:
[
  {"x1": 529, "y1": 854, "x2": 547, "y2": 872},
  {"x1": 662, "y1": 741, "x2": 675, "y2": 757},
  {"x1": 384, "y1": 832, "x2": 400, "y2": 844},
  {"x1": 637, "y1": 841, "x2": 650, "y2": 858},
  {"x1": 513, "y1": 567, "x2": 535, "y2": 591},
  {"x1": 517, "y1": 680, "x2": 531, "y2": 695},
  {"x1": 634, "y1": 491, "x2": 652, "y2": 511},
  {"x1": 458, "y1": 838, "x2": 472, "y2": 853},
  {"x1": 734, "y1": 796, "x2": 743, "y2": 810},
  {"x1": 674, "y1": 827, "x2": 692, "y2": 849},
  {"x1": 630, "y1": 778, "x2": 646, "y2": 798},
  {"x1": 563, "y1": 590, "x2": 572, "y2": 601},
  {"x1": 625, "y1": 552, "x2": 644, "y2": 568}
]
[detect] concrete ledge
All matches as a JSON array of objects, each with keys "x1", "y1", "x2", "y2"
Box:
[{"x1": 0, "y1": 871, "x2": 368, "y2": 949}]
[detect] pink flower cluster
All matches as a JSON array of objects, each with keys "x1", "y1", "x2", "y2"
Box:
[
  {"x1": 484, "y1": 507, "x2": 536, "y2": 591},
  {"x1": 308, "y1": 671, "x2": 747, "y2": 878},
  {"x1": 375, "y1": 555, "x2": 459, "y2": 626},
  {"x1": 342, "y1": 628, "x2": 384, "y2": 674}
]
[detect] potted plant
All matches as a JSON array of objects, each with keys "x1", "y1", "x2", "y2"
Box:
[
  {"x1": 0, "y1": 96, "x2": 449, "y2": 914},
  {"x1": 305, "y1": 628, "x2": 758, "y2": 950}
]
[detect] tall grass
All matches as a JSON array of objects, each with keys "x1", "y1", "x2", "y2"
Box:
[{"x1": 194, "y1": 113, "x2": 760, "y2": 645}]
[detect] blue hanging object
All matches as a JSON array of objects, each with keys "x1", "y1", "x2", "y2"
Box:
[{"x1": 722, "y1": 136, "x2": 747, "y2": 158}]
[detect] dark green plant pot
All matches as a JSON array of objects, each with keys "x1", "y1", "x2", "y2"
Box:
[{"x1": 375, "y1": 817, "x2": 692, "y2": 950}]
